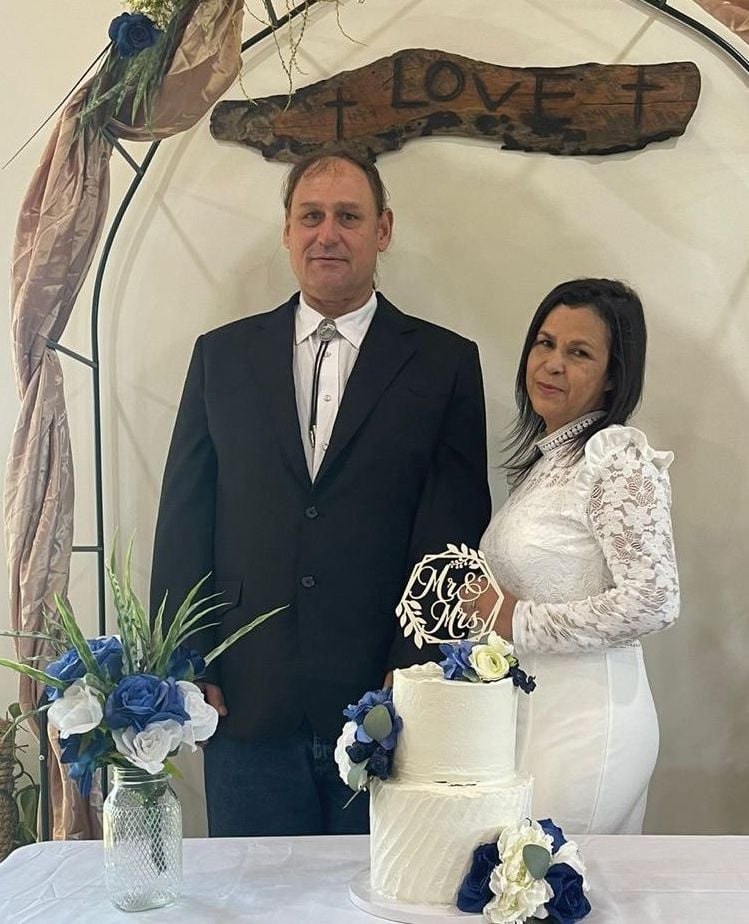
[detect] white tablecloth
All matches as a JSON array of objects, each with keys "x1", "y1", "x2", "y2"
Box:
[{"x1": 1, "y1": 835, "x2": 747, "y2": 922}]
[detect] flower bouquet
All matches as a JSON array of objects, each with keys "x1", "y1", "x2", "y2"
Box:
[
  {"x1": 457, "y1": 818, "x2": 591, "y2": 924},
  {"x1": 0, "y1": 542, "x2": 282, "y2": 909}
]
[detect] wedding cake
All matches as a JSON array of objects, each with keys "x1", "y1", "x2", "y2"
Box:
[{"x1": 368, "y1": 662, "x2": 533, "y2": 906}]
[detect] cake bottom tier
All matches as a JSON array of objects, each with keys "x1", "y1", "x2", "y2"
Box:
[{"x1": 369, "y1": 772, "x2": 533, "y2": 906}]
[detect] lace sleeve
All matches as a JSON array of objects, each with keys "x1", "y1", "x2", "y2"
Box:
[{"x1": 512, "y1": 429, "x2": 680, "y2": 653}]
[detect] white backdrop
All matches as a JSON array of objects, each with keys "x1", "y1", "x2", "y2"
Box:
[{"x1": 1, "y1": 0, "x2": 748, "y2": 836}]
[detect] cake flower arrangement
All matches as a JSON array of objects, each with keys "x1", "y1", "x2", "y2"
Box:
[
  {"x1": 457, "y1": 817, "x2": 591, "y2": 924},
  {"x1": 335, "y1": 688, "x2": 403, "y2": 796},
  {"x1": 0, "y1": 545, "x2": 282, "y2": 794},
  {"x1": 439, "y1": 631, "x2": 536, "y2": 693}
]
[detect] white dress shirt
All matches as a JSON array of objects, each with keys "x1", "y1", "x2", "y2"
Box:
[{"x1": 293, "y1": 291, "x2": 378, "y2": 478}]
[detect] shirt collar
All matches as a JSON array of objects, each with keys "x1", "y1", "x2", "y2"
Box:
[{"x1": 295, "y1": 291, "x2": 378, "y2": 349}]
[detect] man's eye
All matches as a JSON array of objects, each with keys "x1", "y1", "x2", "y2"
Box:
[
  {"x1": 301, "y1": 212, "x2": 322, "y2": 223},
  {"x1": 340, "y1": 212, "x2": 360, "y2": 223}
]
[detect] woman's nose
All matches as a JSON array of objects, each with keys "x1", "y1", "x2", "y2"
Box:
[{"x1": 544, "y1": 350, "x2": 565, "y2": 373}]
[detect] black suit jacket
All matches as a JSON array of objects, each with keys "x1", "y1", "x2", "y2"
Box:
[{"x1": 151, "y1": 293, "x2": 491, "y2": 741}]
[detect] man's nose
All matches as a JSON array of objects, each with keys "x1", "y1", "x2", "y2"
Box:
[{"x1": 316, "y1": 215, "x2": 340, "y2": 246}]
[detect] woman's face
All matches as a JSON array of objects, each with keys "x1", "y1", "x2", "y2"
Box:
[{"x1": 525, "y1": 303, "x2": 611, "y2": 434}]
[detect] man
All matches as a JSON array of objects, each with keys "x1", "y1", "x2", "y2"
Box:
[{"x1": 150, "y1": 151, "x2": 491, "y2": 836}]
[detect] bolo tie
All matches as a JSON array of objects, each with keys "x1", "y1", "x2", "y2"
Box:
[{"x1": 309, "y1": 317, "x2": 338, "y2": 448}]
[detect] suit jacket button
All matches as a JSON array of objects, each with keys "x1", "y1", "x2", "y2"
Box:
[
  {"x1": 300, "y1": 575, "x2": 316, "y2": 588},
  {"x1": 305, "y1": 506, "x2": 318, "y2": 519}
]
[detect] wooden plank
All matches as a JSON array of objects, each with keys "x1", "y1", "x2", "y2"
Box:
[{"x1": 210, "y1": 48, "x2": 701, "y2": 161}]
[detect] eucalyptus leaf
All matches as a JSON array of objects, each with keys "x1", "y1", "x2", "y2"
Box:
[
  {"x1": 347, "y1": 762, "x2": 369, "y2": 792},
  {"x1": 362, "y1": 704, "x2": 393, "y2": 743},
  {"x1": 523, "y1": 843, "x2": 551, "y2": 880}
]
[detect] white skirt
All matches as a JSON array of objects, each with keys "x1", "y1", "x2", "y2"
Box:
[{"x1": 516, "y1": 643, "x2": 659, "y2": 834}]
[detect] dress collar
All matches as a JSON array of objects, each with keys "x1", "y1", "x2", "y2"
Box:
[{"x1": 536, "y1": 411, "x2": 606, "y2": 454}]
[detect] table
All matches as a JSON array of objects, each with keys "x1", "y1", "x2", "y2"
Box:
[{"x1": 1, "y1": 835, "x2": 748, "y2": 922}]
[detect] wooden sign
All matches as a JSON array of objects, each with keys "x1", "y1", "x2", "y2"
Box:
[{"x1": 210, "y1": 48, "x2": 700, "y2": 162}]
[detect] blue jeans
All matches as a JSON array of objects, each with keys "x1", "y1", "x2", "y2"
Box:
[{"x1": 203, "y1": 727, "x2": 370, "y2": 836}]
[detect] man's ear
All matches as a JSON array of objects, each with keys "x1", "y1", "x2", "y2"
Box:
[
  {"x1": 377, "y1": 209, "x2": 394, "y2": 252},
  {"x1": 282, "y1": 219, "x2": 290, "y2": 249}
]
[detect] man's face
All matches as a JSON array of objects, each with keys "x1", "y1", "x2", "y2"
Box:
[{"x1": 283, "y1": 158, "x2": 393, "y2": 317}]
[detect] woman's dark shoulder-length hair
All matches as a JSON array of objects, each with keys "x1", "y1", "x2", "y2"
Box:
[{"x1": 504, "y1": 277, "x2": 647, "y2": 487}]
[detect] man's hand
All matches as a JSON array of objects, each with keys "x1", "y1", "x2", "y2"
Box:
[{"x1": 198, "y1": 682, "x2": 228, "y2": 717}]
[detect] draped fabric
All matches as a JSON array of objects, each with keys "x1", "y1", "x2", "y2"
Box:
[
  {"x1": 693, "y1": 0, "x2": 749, "y2": 44},
  {"x1": 4, "y1": 0, "x2": 245, "y2": 840}
]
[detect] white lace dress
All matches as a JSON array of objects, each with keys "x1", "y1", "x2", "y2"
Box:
[{"x1": 480, "y1": 416, "x2": 679, "y2": 834}]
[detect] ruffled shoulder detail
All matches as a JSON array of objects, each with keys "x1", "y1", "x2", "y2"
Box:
[{"x1": 576, "y1": 425, "x2": 674, "y2": 498}]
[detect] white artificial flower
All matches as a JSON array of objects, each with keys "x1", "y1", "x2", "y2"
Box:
[
  {"x1": 112, "y1": 719, "x2": 184, "y2": 774},
  {"x1": 551, "y1": 840, "x2": 588, "y2": 883},
  {"x1": 48, "y1": 679, "x2": 103, "y2": 738},
  {"x1": 484, "y1": 820, "x2": 554, "y2": 923},
  {"x1": 334, "y1": 720, "x2": 358, "y2": 786},
  {"x1": 486, "y1": 631, "x2": 514, "y2": 659},
  {"x1": 469, "y1": 644, "x2": 510, "y2": 682},
  {"x1": 176, "y1": 680, "x2": 219, "y2": 748}
]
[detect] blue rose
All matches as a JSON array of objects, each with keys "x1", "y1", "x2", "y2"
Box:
[
  {"x1": 60, "y1": 729, "x2": 110, "y2": 797},
  {"x1": 45, "y1": 637, "x2": 124, "y2": 701},
  {"x1": 166, "y1": 646, "x2": 205, "y2": 682},
  {"x1": 545, "y1": 863, "x2": 591, "y2": 924},
  {"x1": 108, "y1": 12, "x2": 162, "y2": 59},
  {"x1": 343, "y1": 688, "x2": 392, "y2": 725},
  {"x1": 105, "y1": 674, "x2": 189, "y2": 731},
  {"x1": 457, "y1": 840, "x2": 500, "y2": 912},
  {"x1": 439, "y1": 640, "x2": 478, "y2": 681},
  {"x1": 347, "y1": 740, "x2": 376, "y2": 765},
  {"x1": 365, "y1": 745, "x2": 393, "y2": 781},
  {"x1": 538, "y1": 818, "x2": 567, "y2": 852}
]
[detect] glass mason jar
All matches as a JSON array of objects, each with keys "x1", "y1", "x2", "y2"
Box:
[{"x1": 103, "y1": 766, "x2": 182, "y2": 911}]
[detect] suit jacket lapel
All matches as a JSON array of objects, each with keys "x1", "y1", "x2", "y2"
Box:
[
  {"x1": 315, "y1": 294, "x2": 417, "y2": 484},
  {"x1": 243, "y1": 296, "x2": 311, "y2": 489}
]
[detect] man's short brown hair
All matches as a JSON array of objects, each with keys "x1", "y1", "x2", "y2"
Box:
[{"x1": 283, "y1": 149, "x2": 389, "y2": 215}]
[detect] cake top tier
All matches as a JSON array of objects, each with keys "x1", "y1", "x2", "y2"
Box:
[{"x1": 392, "y1": 662, "x2": 518, "y2": 786}]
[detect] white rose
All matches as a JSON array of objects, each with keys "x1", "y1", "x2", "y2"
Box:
[
  {"x1": 486, "y1": 631, "x2": 514, "y2": 659},
  {"x1": 484, "y1": 821, "x2": 554, "y2": 923},
  {"x1": 469, "y1": 644, "x2": 509, "y2": 682},
  {"x1": 177, "y1": 681, "x2": 219, "y2": 748},
  {"x1": 48, "y1": 680, "x2": 103, "y2": 738},
  {"x1": 112, "y1": 719, "x2": 184, "y2": 774},
  {"x1": 334, "y1": 721, "x2": 358, "y2": 786}
]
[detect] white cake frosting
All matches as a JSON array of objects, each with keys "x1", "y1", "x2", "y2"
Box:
[
  {"x1": 392, "y1": 661, "x2": 517, "y2": 785},
  {"x1": 369, "y1": 662, "x2": 533, "y2": 906}
]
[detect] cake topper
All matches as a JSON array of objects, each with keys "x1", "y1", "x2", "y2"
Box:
[{"x1": 396, "y1": 544, "x2": 504, "y2": 648}]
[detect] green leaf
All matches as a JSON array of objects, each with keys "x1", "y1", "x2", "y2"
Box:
[
  {"x1": 347, "y1": 762, "x2": 369, "y2": 792},
  {"x1": 362, "y1": 704, "x2": 393, "y2": 744},
  {"x1": 8, "y1": 702, "x2": 21, "y2": 720},
  {"x1": 0, "y1": 657, "x2": 66, "y2": 692},
  {"x1": 162, "y1": 758, "x2": 183, "y2": 780},
  {"x1": 53, "y1": 593, "x2": 101, "y2": 678},
  {"x1": 523, "y1": 844, "x2": 551, "y2": 880},
  {"x1": 16, "y1": 784, "x2": 38, "y2": 838},
  {"x1": 203, "y1": 606, "x2": 287, "y2": 667}
]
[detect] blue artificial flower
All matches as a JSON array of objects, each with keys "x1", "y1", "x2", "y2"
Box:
[
  {"x1": 365, "y1": 745, "x2": 393, "y2": 781},
  {"x1": 108, "y1": 12, "x2": 162, "y2": 59},
  {"x1": 438, "y1": 640, "x2": 478, "y2": 682},
  {"x1": 347, "y1": 740, "x2": 376, "y2": 765},
  {"x1": 509, "y1": 663, "x2": 537, "y2": 693},
  {"x1": 544, "y1": 863, "x2": 591, "y2": 924},
  {"x1": 105, "y1": 674, "x2": 189, "y2": 731},
  {"x1": 539, "y1": 818, "x2": 567, "y2": 852},
  {"x1": 60, "y1": 729, "x2": 110, "y2": 797},
  {"x1": 45, "y1": 637, "x2": 124, "y2": 701},
  {"x1": 166, "y1": 646, "x2": 205, "y2": 682},
  {"x1": 343, "y1": 688, "x2": 392, "y2": 725},
  {"x1": 457, "y1": 840, "x2": 500, "y2": 912}
]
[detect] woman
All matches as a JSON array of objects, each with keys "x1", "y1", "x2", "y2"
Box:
[{"x1": 480, "y1": 278, "x2": 679, "y2": 834}]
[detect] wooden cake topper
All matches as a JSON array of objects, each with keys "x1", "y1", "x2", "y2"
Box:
[
  {"x1": 211, "y1": 48, "x2": 701, "y2": 162},
  {"x1": 396, "y1": 545, "x2": 504, "y2": 649}
]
